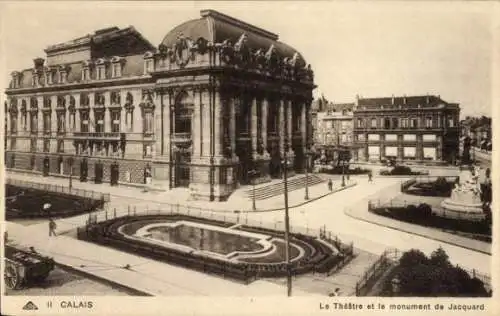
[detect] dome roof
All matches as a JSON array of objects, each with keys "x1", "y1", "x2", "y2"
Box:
[{"x1": 160, "y1": 10, "x2": 306, "y2": 64}]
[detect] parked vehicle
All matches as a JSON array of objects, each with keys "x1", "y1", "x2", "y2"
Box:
[{"x1": 4, "y1": 245, "x2": 55, "y2": 290}]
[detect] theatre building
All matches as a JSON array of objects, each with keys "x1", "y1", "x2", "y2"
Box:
[
  {"x1": 4, "y1": 9, "x2": 315, "y2": 201},
  {"x1": 352, "y1": 95, "x2": 460, "y2": 164}
]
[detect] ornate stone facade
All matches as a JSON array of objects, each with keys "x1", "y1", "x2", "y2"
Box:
[{"x1": 4, "y1": 10, "x2": 316, "y2": 201}]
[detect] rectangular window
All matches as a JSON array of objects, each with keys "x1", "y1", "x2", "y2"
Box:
[
  {"x1": 82, "y1": 68, "x2": 90, "y2": 81},
  {"x1": 95, "y1": 112, "x2": 104, "y2": 133},
  {"x1": 31, "y1": 113, "x2": 38, "y2": 133},
  {"x1": 385, "y1": 134, "x2": 398, "y2": 141},
  {"x1": 97, "y1": 67, "x2": 106, "y2": 80},
  {"x1": 400, "y1": 118, "x2": 408, "y2": 128},
  {"x1": 368, "y1": 134, "x2": 380, "y2": 141},
  {"x1": 60, "y1": 72, "x2": 67, "y2": 84},
  {"x1": 403, "y1": 146, "x2": 416, "y2": 158},
  {"x1": 371, "y1": 118, "x2": 377, "y2": 128},
  {"x1": 70, "y1": 113, "x2": 76, "y2": 130},
  {"x1": 385, "y1": 146, "x2": 398, "y2": 157},
  {"x1": 357, "y1": 118, "x2": 364, "y2": 128},
  {"x1": 126, "y1": 111, "x2": 133, "y2": 131},
  {"x1": 10, "y1": 115, "x2": 18, "y2": 133},
  {"x1": 43, "y1": 113, "x2": 51, "y2": 134},
  {"x1": 410, "y1": 118, "x2": 417, "y2": 128},
  {"x1": 403, "y1": 134, "x2": 417, "y2": 142},
  {"x1": 448, "y1": 116, "x2": 455, "y2": 127},
  {"x1": 357, "y1": 133, "x2": 365, "y2": 141},
  {"x1": 10, "y1": 138, "x2": 16, "y2": 150},
  {"x1": 423, "y1": 134, "x2": 437, "y2": 142},
  {"x1": 57, "y1": 140, "x2": 64, "y2": 153},
  {"x1": 384, "y1": 118, "x2": 391, "y2": 129},
  {"x1": 43, "y1": 139, "x2": 50, "y2": 152},
  {"x1": 145, "y1": 60, "x2": 154, "y2": 74},
  {"x1": 423, "y1": 147, "x2": 436, "y2": 160},
  {"x1": 81, "y1": 112, "x2": 89, "y2": 132},
  {"x1": 30, "y1": 138, "x2": 37, "y2": 152},
  {"x1": 392, "y1": 118, "x2": 399, "y2": 129},
  {"x1": 112, "y1": 63, "x2": 122, "y2": 78},
  {"x1": 425, "y1": 117, "x2": 433, "y2": 128},
  {"x1": 111, "y1": 111, "x2": 120, "y2": 133},
  {"x1": 144, "y1": 112, "x2": 154, "y2": 134}
]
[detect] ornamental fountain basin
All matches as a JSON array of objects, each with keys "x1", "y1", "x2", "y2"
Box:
[{"x1": 118, "y1": 220, "x2": 303, "y2": 262}]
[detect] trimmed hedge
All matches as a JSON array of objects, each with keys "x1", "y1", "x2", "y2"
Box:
[
  {"x1": 380, "y1": 165, "x2": 427, "y2": 176},
  {"x1": 370, "y1": 204, "x2": 491, "y2": 241}
]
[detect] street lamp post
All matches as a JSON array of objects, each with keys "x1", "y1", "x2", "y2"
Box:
[
  {"x1": 68, "y1": 157, "x2": 74, "y2": 190},
  {"x1": 248, "y1": 169, "x2": 258, "y2": 211},
  {"x1": 304, "y1": 150, "x2": 310, "y2": 200},
  {"x1": 282, "y1": 150, "x2": 292, "y2": 297},
  {"x1": 341, "y1": 159, "x2": 346, "y2": 187}
]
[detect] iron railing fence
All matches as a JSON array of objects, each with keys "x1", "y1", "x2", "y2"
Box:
[{"x1": 6, "y1": 178, "x2": 111, "y2": 203}]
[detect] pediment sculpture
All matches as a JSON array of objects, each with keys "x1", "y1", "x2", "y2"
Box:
[{"x1": 172, "y1": 33, "x2": 195, "y2": 68}]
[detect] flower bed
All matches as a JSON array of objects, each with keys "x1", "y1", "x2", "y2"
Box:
[
  {"x1": 78, "y1": 214, "x2": 345, "y2": 282},
  {"x1": 370, "y1": 204, "x2": 491, "y2": 242}
]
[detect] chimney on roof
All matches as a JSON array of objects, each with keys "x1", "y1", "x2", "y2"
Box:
[
  {"x1": 391, "y1": 95, "x2": 395, "y2": 105},
  {"x1": 426, "y1": 94, "x2": 430, "y2": 104},
  {"x1": 403, "y1": 94, "x2": 407, "y2": 105},
  {"x1": 355, "y1": 94, "x2": 359, "y2": 107}
]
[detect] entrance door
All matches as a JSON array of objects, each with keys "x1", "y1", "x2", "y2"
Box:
[
  {"x1": 43, "y1": 157, "x2": 50, "y2": 176},
  {"x1": 174, "y1": 151, "x2": 190, "y2": 187},
  {"x1": 268, "y1": 143, "x2": 282, "y2": 179},
  {"x1": 59, "y1": 157, "x2": 64, "y2": 175},
  {"x1": 80, "y1": 159, "x2": 88, "y2": 182},
  {"x1": 236, "y1": 142, "x2": 252, "y2": 184}
]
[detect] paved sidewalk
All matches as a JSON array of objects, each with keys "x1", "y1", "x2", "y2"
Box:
[
  {"x1": 343, "y1": 182, "x2": 492, "y2": 255},
  {"x1": 6, "y1": 221, "x2": 318, "y2": 297},
  {"x1": 6, "y1": 171, "x2": 357, "y2": 213}
]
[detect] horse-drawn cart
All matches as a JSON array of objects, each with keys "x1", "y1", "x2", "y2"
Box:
[{"x1": 4, "y1": 245, "x2": 55, "y2": 290}]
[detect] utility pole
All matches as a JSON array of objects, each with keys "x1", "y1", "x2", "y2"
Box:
[{"x1": 283, "y1": 145, "x2": 292, "y2": 297}]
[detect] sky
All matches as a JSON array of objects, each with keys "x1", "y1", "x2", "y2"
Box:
[{"x1": 0, "y1": 1, "x2": 496, "y2": 117}]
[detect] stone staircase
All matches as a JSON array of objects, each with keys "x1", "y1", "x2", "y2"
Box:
[{"x1": 244, "y1": 174, "x2": 325, "y2": 201}]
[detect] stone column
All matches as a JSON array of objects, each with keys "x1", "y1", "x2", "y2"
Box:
[
  {"x1": 230, "y1": 94, "x2": 237, "y2": 158},
  {"x1": 301, "y1": 100, "x2": 307, "y2": 148},
  {"x1": 214, "y1": 90, "x2": 223, "y2": 157},
  {"x1": 104, "y1": 91, "x2": 111, "y2": 133},
  {"x1": 251, "y1": 96, "x2": 258, "y2": 158},
  {"x1": 74, "y1": 94, "x2": 81, "y2": 132},
  {"x1": 192, "y1": 88, "x2": 201, "y2": 157},
  {"x1": 261, "y1": 97, "x2": 269, "y2": 157},
  {"x1": 120, "y1": 91, "x2": 127, "y2": 133},
  {"x1": 279, "y1": 98, "x2": 285, "y2": 155},
  {"x1": 37, "y1": 96, "x2": 44, "y2": 133},
  {"x1": 437, "y1": 135, "x2": 443, "y2": 160},
  {"x1": 164, "y1": 90, "x2": 171, "y2": 157}
]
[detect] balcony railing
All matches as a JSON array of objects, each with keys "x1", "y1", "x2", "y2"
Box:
[
  {"x1": 72, "y1": 132, "x2": 121, "y2": 139},
  {"x1": 172, "y1": 132, "x2": 191, "y2": 143}
]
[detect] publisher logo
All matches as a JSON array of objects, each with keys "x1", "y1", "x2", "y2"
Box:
[{"x1": 22, "y1": 301, "x2": 38, "y2": 311}]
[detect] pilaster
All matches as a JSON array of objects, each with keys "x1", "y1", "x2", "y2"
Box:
[
  {"x1": 230, "y1": 94, "x2": 237, "y2": 159},
  {"x1": 279, "y1": 98, "x2": 285, "y2": 156},
  {"x1": 261, "y1": 97, "x2": 269, "y2": 158},
  {"x1": 88, "y1": 93, "x2": 95, "y2": 132},
  {"x1": 251, "y1": 97, "x2": 258, "y2": 159},
  {"x1": 74, "y1": 93, "x2": 81, "y2": 132}
]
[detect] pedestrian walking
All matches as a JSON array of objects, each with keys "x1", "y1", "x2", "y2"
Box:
[
  {"x1": 49, "y1": 218, "x2": 57, "y2": 237},
  {"x1": 328, "y1": 179, "x2": 333, "y2": 191},
  {"x1": 368, "y1": 171, "x2": 373, "y2": 182}
]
